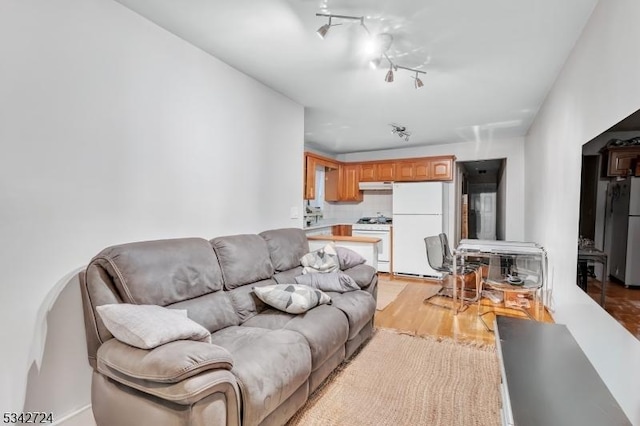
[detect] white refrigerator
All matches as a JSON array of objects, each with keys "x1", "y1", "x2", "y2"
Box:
[
  {"x1": 610, "y1": 176, "x2": 640, "y2": 287},
  {"x1": 392, "y1": 182, "x2": 447, "y2": 278}
]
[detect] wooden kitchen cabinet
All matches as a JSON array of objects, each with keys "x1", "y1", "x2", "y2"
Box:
[
  {"x1": 359, "y1": 163, "x2": 376, "y2": 181},
  {"x1": 603, "y1": 147, "x2": 640, "y2": 177},
  {"x1": 359, "y1": 161, "x2": 395, "y2": 181},
  {"x1": 304, "y1": 152, "x2": 341, "y2": 200},
  {"x1": 304, "y1": 151, "x2": 454, "y2": 202},
  {"x1": 340, "y1": 164, "x2": 363, "y2": 201},
  {"x1": 376, "y1": 162, "x2": 395, "y2": 181},
  {"x1": 395, "y1": 161, "x2": 413, "y2": 181},
  {"x1": 428, "y1": 157, "x2": 454, "y2": 181},
  {"x1": 304, "y1": 154, "x2": 316, "y2": 199},
  {"x1": 325, "y1": 163, "x2": 362, "y2": 202},
  {"x1": 394, "y1": 157, "x2": 452, "y2": 181},
  {"x1": 332, "y1": 224, "x2": 352, "y2": 236}
]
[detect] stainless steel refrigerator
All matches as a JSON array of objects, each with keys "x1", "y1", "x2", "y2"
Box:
[
  {"x1": 392, "y1": 182, "x2": 448, "y2": 278},
  {"x1": 609, "y1": 176, "x2": 640, "y2": 287}
]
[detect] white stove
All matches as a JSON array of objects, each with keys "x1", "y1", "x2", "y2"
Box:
[{"x1": 352, "y1": 217, "x2": 392, "y2": 272}]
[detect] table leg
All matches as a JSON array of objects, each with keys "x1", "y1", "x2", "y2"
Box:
[{"x1": 601, "y1": 258, "x2": 607, "y2": 308}]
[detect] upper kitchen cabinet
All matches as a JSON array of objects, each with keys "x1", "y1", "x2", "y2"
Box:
[
  {"x1": 395, "y1": 156, "x2": 454, "y2": 181},
  {"x1": 340, "y1": 164, "x2": 363, "y2": 201},
  {"x1": 359, "y1": 163, "x2": 376, "y2": 181},
  {"x1": 359, "y1": 161, "x2": 395, "y2": 181},
  {"x1": 429, "y1": 156, "x2": 454, "y2": 181},
  {"x1": 303, "y1": 152, "x2": 340, "y2": 200},
  {"x1": 304, "y1": 154, "x2": 316, "y2": 199},
  {"x1": 325, "y1": 164, "x2": 362, "y2": 202},
  {"x1": 304, "y1": 151, "x2": 454, "y2": 201},
  {"x1": 602, "y1": 147, "x2": 640, "y2": 177},
  {"x1": 377, "y1": 162, "x2": 395, "y2": 181}
]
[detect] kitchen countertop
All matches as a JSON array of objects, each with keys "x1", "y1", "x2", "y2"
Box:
[
  {"x1": 303, "y1": 218, "x2": 358, "y2": 230},
  {"x1": 307, "y1": 235, "x2": 381, "y2": 244}
]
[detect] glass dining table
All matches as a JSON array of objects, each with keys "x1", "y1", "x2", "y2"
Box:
[{"x1": 451, "y1": 240, "x2": 549, "y2": 325}]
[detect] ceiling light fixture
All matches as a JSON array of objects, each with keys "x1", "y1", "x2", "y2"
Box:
[
  {"x1": 315, "y1": 13, "x2": 427, "y2": 88},
  {"x1": 390, "y1": 123, "x2": 411, "y2": 141}
]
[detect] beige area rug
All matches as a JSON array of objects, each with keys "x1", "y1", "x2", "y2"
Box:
[
  {"x1": 376, "y1": 281, "x2": 408, "y2": 310},
  {"x1": 287, "y1": 330, "x2": 500, "y2": 426},
  {"x1": 376, "y1": 280, "x2": 441, "y2": 310}
]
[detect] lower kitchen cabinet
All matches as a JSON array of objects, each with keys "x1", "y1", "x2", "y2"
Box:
[{"x1": 332, "y1": 224, "x2": 352, "y2": 236}]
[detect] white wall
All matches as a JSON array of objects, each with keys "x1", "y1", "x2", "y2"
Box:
[
  {"x1": 0, "y1": 0, "x2": 303, "y2": 419},
  {"x1": 524, "y1": 0, "x2": 640, "y2": 422},
  {"x1": 339, "y1": 137, "x2": 525, "y2": 242},
  {"x1": 323, "y1": 191, "x2": 393, "y2": 221}
]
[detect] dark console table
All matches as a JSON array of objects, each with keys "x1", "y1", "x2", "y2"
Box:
[
  {"x1": 495, "y1": 316, "x2": 630, "y2": 426},
  {"x1": 577, "y1": 247, "x2": 608, "y2": 307}
]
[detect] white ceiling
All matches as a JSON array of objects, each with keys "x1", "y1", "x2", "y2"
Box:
[{"x1": 114, "y1": 0, "x2": 597, "y2": 154}]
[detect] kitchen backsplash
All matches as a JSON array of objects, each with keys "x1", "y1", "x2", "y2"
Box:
[{"x1": 322, "y1": 190, "x2": 393, "y2": 219}]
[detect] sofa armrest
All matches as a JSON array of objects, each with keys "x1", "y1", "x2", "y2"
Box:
[
  {"x1": 97, "y1": 339, "x2": 240, "y2": 407},
  {"x1": 341, "y1": 264, "x2": 377, "y2": 289},
  {"x1": 98, "y1": 338, "x2": 233, "y2": 383}
]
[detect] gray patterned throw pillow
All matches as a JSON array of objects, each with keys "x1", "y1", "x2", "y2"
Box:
[
  {"x1": 253, "y1": 284, "x2": 331, "y2": 314},
  {"x1": 300, "y1": 243, "x2": 340, "y2": 274}
]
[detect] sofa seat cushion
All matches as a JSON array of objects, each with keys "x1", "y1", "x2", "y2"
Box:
[
  {"x1": 325, "y1": 290, "x2": 376, "y2": 340},
  {"x1": 341, "y1": 264, "x2": 377, "y2": 289},
  {"x1": 210, "y1": 326, "x2": 311, "y2": 426},
  {"x1": 242, "y1": 305, "x2": 349, "y2": 370}
]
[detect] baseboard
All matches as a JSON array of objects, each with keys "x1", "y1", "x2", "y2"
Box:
[{"x1": 53, "y1": 405, "x2": 95, "y2": 426}]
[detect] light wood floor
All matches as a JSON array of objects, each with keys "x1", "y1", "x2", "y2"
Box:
[
  {"x1": 586, "y1": 277, "x2": 640, "y2": 339},
  {"x1": 374, "y1": 274, "x2": 554, "y2": 346}
]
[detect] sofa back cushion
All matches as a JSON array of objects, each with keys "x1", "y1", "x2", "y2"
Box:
[
  {"x1": 92, "y1": 238, "x2": 224, "y2": 306},
  {"x1": 82, "y1": 237, "x2": 239, "y2": 366},
  {"x1": 259, "y1": 228, "x2": 309, "y2": 272},
  {"x1": 226, "y1": 278, "x2": 276, "y2": 322},
  {"x1": 211, "y1": 234, "x2": 274, "y2": 289}
]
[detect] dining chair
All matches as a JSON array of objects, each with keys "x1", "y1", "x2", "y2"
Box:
[{"x1": 423, "y1": 233, "x2": 481, "y2": 311}]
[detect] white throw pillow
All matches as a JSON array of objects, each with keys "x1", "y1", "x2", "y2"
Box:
[
  {"x1": 96, "y1": 304, "x2": 211, "y2": 349},
  {"x1": 253, "y1": 284, "x2": 331, "y2": 314}
]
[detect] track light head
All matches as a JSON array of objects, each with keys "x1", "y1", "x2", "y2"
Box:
[
  {"x1": 385, "y1": 65, "x2": 394, "y2": 83},
  {"x1": 316, "y1": 23, "x2": 330, "y2": 39},
  {"x1": 415, "y1": 77, "x2": 424, "y2": 89}
]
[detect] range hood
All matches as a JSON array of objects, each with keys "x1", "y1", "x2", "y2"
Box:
[{"x1": 358, "y1": 181, "x2": 393, "y2": 191}]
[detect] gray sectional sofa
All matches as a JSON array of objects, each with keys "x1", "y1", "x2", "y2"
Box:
[{"x1": 80, "y1": 228, "x2": 378, "y2": 426}]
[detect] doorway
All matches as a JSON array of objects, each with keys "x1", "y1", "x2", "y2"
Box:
[{"x1": 457, "y1": 159, "x2": 506, "y2": 242}]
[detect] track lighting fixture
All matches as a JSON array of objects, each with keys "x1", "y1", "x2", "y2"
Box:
[
  {"x1": 390, "y1": 123, "x2": 411, "y2": 141},
  {"x1": 315, "y1": 13, "x2": 427, "y2": 89}
]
